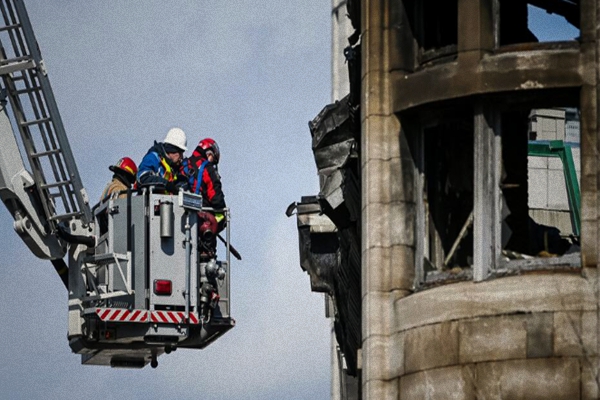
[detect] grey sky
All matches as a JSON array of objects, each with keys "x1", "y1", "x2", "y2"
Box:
[{"x1": 0, "y1": 2, "x2": 331, "y2": 399}]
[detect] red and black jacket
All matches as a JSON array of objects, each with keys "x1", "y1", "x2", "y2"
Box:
[{"x1": 182, "y1": 148, "x2": 226, "y2": 210}]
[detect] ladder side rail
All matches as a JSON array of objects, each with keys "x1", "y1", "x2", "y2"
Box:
[{"x1": 13, "y1": 0, "x2": 92, "y2": 224}]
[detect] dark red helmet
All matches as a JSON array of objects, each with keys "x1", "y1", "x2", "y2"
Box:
[
  {"x1": 109, "y1": 157, "x2": 138, "y2": 179},
  {"x1": 198, "y1": 138, "x2": 220, "y2": 164}
]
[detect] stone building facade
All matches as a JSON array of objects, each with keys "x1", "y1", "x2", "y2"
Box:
[{"x1": 291, "y1": 1, "x2": 598, "y2": 398}]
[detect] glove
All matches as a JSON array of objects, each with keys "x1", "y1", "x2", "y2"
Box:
[
  {"x1": 215, "y1": 213, "x2": 227, "y2": 232},
  {"x1": 175, "y1": 180, "x2": 190, "y2": 191},
  {"x1": 165, "y1": 181, "x2": 179, "y2": 194}
]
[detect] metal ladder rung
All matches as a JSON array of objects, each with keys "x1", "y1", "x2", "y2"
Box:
[
  {"x1": 0, "y1": 58, "x2": 34, "y2": 76},
  {"x1": 31, "y1": 149, "x2": 61, "y2": 158},
  {"x1": 0, "y1": 55, "x2": 31, "y2": 65},
  {"x1": 0, "y1": 23, "x2": 21, "y2": 32},
  {"x1": 13, "y1": 86, "x2": 40, "y2": 95},
  {"x1": 20, "y1": 117, "x2": 51, "y2": 127},
  {"x1": 40, "y1": 180, "x2": 71, "y2": 189}
]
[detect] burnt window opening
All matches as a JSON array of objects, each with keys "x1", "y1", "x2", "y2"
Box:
[
  {"x1": 412, "y1": 102, "x2": 581, "y2": 290},
  {"x1": 499, "y1": 0, "x2": 580, "y2": 46},
  {"x1": 411, "y1": 111, "x2": 475, "y2": 286},
  {"x1": 405, "y1": 0, "x2": 458, "y2": 66},
  {"x1": 478, "y1": 104, "x2": 581, "y2": 278}
]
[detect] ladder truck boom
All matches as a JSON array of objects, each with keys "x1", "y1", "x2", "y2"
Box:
[{"x1": 0, "y1": 0, "x2": 236, "y2": 369}]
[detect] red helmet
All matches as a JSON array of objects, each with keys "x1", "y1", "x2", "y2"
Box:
[
  {"x1": 198, "y1": 138, "x2": 220, "y2": 164},
  {"x1": 109, "y1": 157, "x2": 138, "y2": 178}
]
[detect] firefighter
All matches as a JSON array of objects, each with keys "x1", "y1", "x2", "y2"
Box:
[
  {"x1": 137, "y1": 127, "x2": 187, "y2": 193},
  {"x1": 100, "y1": 157, "x2": 138, "y2": 201},
  {"x1": 184, "y1": 138, "x2": 226, "y2": 212},
  {"x1": 183, "y1": 138, "x2": 226, "y2": 259}
]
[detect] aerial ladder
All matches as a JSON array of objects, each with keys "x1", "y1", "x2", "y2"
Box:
[{"x1": 0, "y1": 0, "x2": 235, "y2": 368}]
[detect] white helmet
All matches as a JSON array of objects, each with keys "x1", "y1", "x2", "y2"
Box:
[{"x1": 163, "y1": 127, "x2": 187, "y2": 152}]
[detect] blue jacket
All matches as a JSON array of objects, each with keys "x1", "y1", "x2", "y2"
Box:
[{"x1": 137, "y1": 141, "x2": 184, "y2": 188}]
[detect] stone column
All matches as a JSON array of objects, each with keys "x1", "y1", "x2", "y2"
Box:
[
  {"x1": 579, "y1": 0, "x2": 598, "y2": 269},
  {"x1": 361, "y1": 0, "x2": 415, "y2": 397},
  {"x1": 578, "y1": 0, "x2": 600, "y2": 388},
  {"x1": 590, "y1": 0, "x2": 600, "y2": 389}
]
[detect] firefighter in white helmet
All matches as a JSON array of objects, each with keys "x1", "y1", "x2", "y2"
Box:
[{"x1": 137, "y1": 127, "x2": 187, "y2": 193}]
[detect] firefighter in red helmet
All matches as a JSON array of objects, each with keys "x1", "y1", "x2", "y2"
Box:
[
  {"x1": 197, "y1": 138, "x2": 220, "y2": 164},
  {"x1": 100, "y1": 157, "x2": 138, "y2": 201},
  {"x1": 184, "y1": 138, "x2": 225, "y2": 212},
  {"x1": 182, "y1": 138, "x2": 226, "y2": 259}
]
